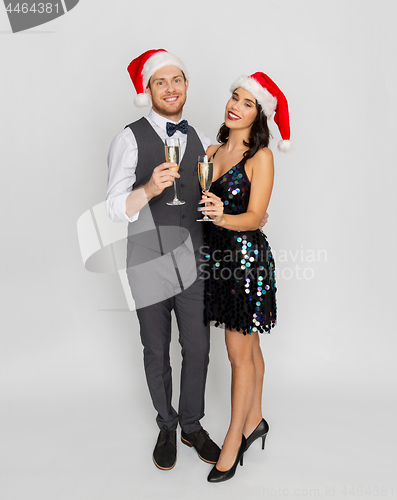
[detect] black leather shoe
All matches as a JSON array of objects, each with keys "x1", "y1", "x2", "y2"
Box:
[
  {"x1": 181, "y1": 428, "x2": 221, "y2": 464},
  {"x1": 152, "y1": 429, "x2": 177, "y2": 470},
  {"x1": 207, "y1": 435, "x2": 246, "y2": 483},
  {"x1": 245, "y1": 418, "x2": 269, "y2": 451}
]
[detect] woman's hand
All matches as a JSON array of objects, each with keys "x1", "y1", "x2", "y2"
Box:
[{"x1": 198, "y1": 191, "x2": 224, "y2": 225}]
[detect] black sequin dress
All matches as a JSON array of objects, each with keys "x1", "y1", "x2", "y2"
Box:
[{"x1": 203, "y1": 156, "x2": 277, "y2": 335}]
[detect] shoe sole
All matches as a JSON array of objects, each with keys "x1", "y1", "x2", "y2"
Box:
[
  {"x1": 152, "y1": 455, "x2": 177, "y2": 471},
  {"x1": 181, "y1": 437, "x2": 217, "y2": 464}
]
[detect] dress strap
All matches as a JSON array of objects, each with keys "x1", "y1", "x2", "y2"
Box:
[{"x1": 208, "y1": 145, "x2": 223, "y2": 161}]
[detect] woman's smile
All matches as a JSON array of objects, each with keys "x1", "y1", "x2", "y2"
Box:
[{"x1": 227, "y1": 111, "x2": 241, "y2": 121}]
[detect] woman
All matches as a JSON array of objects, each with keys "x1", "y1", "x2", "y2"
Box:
[{"x1": 198, "y1": 72, "x2": 291, "y2": 483}]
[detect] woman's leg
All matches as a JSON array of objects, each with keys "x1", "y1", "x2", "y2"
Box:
[
  {"x1": 243, "y1": 331, "x2": 265, "y2": 437},
  {"x1": 216, "y1": 328, "x2": 256, "y2": 471}
]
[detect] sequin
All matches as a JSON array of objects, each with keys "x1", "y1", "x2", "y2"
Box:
[{"x1": 203, "y1": 157, "x2": 277, "y2": 335}]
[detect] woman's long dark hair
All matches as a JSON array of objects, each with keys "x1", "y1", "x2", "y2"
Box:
[{"x1": 216, "y1": 100, "x2": 271, "y2": 160}]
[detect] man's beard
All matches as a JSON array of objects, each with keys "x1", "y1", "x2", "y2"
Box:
[{"x1": 153, "y1": 95, "x2": 186, "y2": 118}]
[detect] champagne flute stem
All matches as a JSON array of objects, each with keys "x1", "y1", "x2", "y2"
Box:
[{"x1": 173, "y1": 179, "x2": 178, "y2": 200}]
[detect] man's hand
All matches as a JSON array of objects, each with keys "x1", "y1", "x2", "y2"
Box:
[
  {"x1": 144, "y1": 163, "x2": 180, "y2": 199},
  {"x1": 259, "y1": 212, "x2": 269, "y2": 230}
]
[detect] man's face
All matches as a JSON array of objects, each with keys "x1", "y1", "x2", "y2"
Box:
[{"x1": 146, "y1": 65, "x2": 188, "y2": 119}]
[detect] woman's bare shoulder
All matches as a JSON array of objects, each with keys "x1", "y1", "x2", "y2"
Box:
[
  {"x1": 248, "y1": 147, "x2": 274, "y2": 169},
  {"x1": 206, "y1": 144, "x2": 221, "y2": 158},
  {"x1": 254, "y1": 147, "x2": 273, "y2": 161}
]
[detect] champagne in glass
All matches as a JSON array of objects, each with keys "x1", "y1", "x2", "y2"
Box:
[
  {"x1": 165, "y1": 145, "x2": 180, "y2": 171},
  {"x1": 165, "y1": 138, "x2": 185, "y2": 205},
  {"x1": 197, "y1": 155, "x2": 214, "y2": 221}
]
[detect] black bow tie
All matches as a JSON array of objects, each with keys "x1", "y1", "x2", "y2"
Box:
[{"x1": 166, "y1": 120, "x2": 189, "y2": 137}]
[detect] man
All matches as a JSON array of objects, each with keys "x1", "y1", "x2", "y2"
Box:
[{"x1": 106, "y1": 49, "x2": 221, "y2": 471}]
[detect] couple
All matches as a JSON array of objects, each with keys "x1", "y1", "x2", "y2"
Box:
[{"x1": 106, "y1": 49, "x2": 291, "y2": 483}]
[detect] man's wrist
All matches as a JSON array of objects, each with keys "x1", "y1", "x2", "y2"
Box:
[{"x1": 142, "y1": 182, "x2": 154, "y2": 201}]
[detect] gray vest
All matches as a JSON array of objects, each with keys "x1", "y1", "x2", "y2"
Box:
[{"x1": 126, "y1": 118, "x2": 205, "y2": 256}]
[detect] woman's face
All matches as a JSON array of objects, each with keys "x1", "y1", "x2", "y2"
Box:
[{"x1": 225, "y1": 87, "x2": 258, "y2": 131}]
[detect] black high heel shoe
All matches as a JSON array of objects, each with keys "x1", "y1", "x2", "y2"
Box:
[
  {"x1": 207, "y1": 435, "x2": 247, "y2": 483},
  {"x1": 245, "y1": 418, "x2": 269, "y2": 451}
]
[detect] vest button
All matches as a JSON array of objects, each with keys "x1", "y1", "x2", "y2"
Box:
[
  {"x1": 182, "y1": 215, "x2": 186, "y2": 219},
  {"x1": 180, "y1": 183, "x2": 185, "y2": 188}
]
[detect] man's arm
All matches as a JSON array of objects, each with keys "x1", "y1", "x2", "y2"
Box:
[
  {"x1": 106, "y1": 129, "x2": 139, "y2": 223},
  {"x1": 106, "y1": 127, "x2": 179, "y2": 222},
  {"x1": 125, "y1": 163, "x2": 180, "y2": 218}
]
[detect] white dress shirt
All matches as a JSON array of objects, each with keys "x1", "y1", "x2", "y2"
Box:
[{"x1": 106, "y1": 109, "x2": 211, "y2": 223}]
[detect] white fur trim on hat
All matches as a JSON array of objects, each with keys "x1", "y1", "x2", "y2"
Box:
[
  {"x1": 134, "y1": 92, "x2": 152, "y2": 107},
  {"x1": 230, "y1": 75, "x2": 277, "y2": 118},
  {"x1": 278, "y1": 140, "x2": 292, "y2": 152},
  {"x1": 142, "y1": 51, "x2": 189, "y2": 89}
]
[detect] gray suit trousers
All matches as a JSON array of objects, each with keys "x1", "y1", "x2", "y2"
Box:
[{"x1": 136, "y1": 270, "x2": 210, "y2": 434}]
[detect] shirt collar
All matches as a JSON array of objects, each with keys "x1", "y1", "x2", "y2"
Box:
[{"x1": 148, "y1": 109, "x2": 184, "y2": 130}]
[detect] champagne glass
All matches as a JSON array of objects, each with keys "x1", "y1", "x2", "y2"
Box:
[
  {"x1": 197, "y1": 155, "x2": 214, "y2": 221},
  {"x1": 165, "y1": 138, "x2": 185, "y2": 206}
]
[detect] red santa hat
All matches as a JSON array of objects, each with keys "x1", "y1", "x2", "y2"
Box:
[
  {"x1": 127, "y1": 49, "x2": 189, "y2": 108},
  {"x1": 230, "y1": 72, "x2": 292, "y2": 152}
]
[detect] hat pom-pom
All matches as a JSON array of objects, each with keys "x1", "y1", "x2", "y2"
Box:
[
  {"x1": 134, "y1": 93, "x2": 151, "y2": 107},
  {"x1": 278, "y1": 139, "x2": 292, "y2": 152}
]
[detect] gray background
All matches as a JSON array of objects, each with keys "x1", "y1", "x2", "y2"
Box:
[{"x1": 1, "y1": 1, "x2": 396, "y2": 499}]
